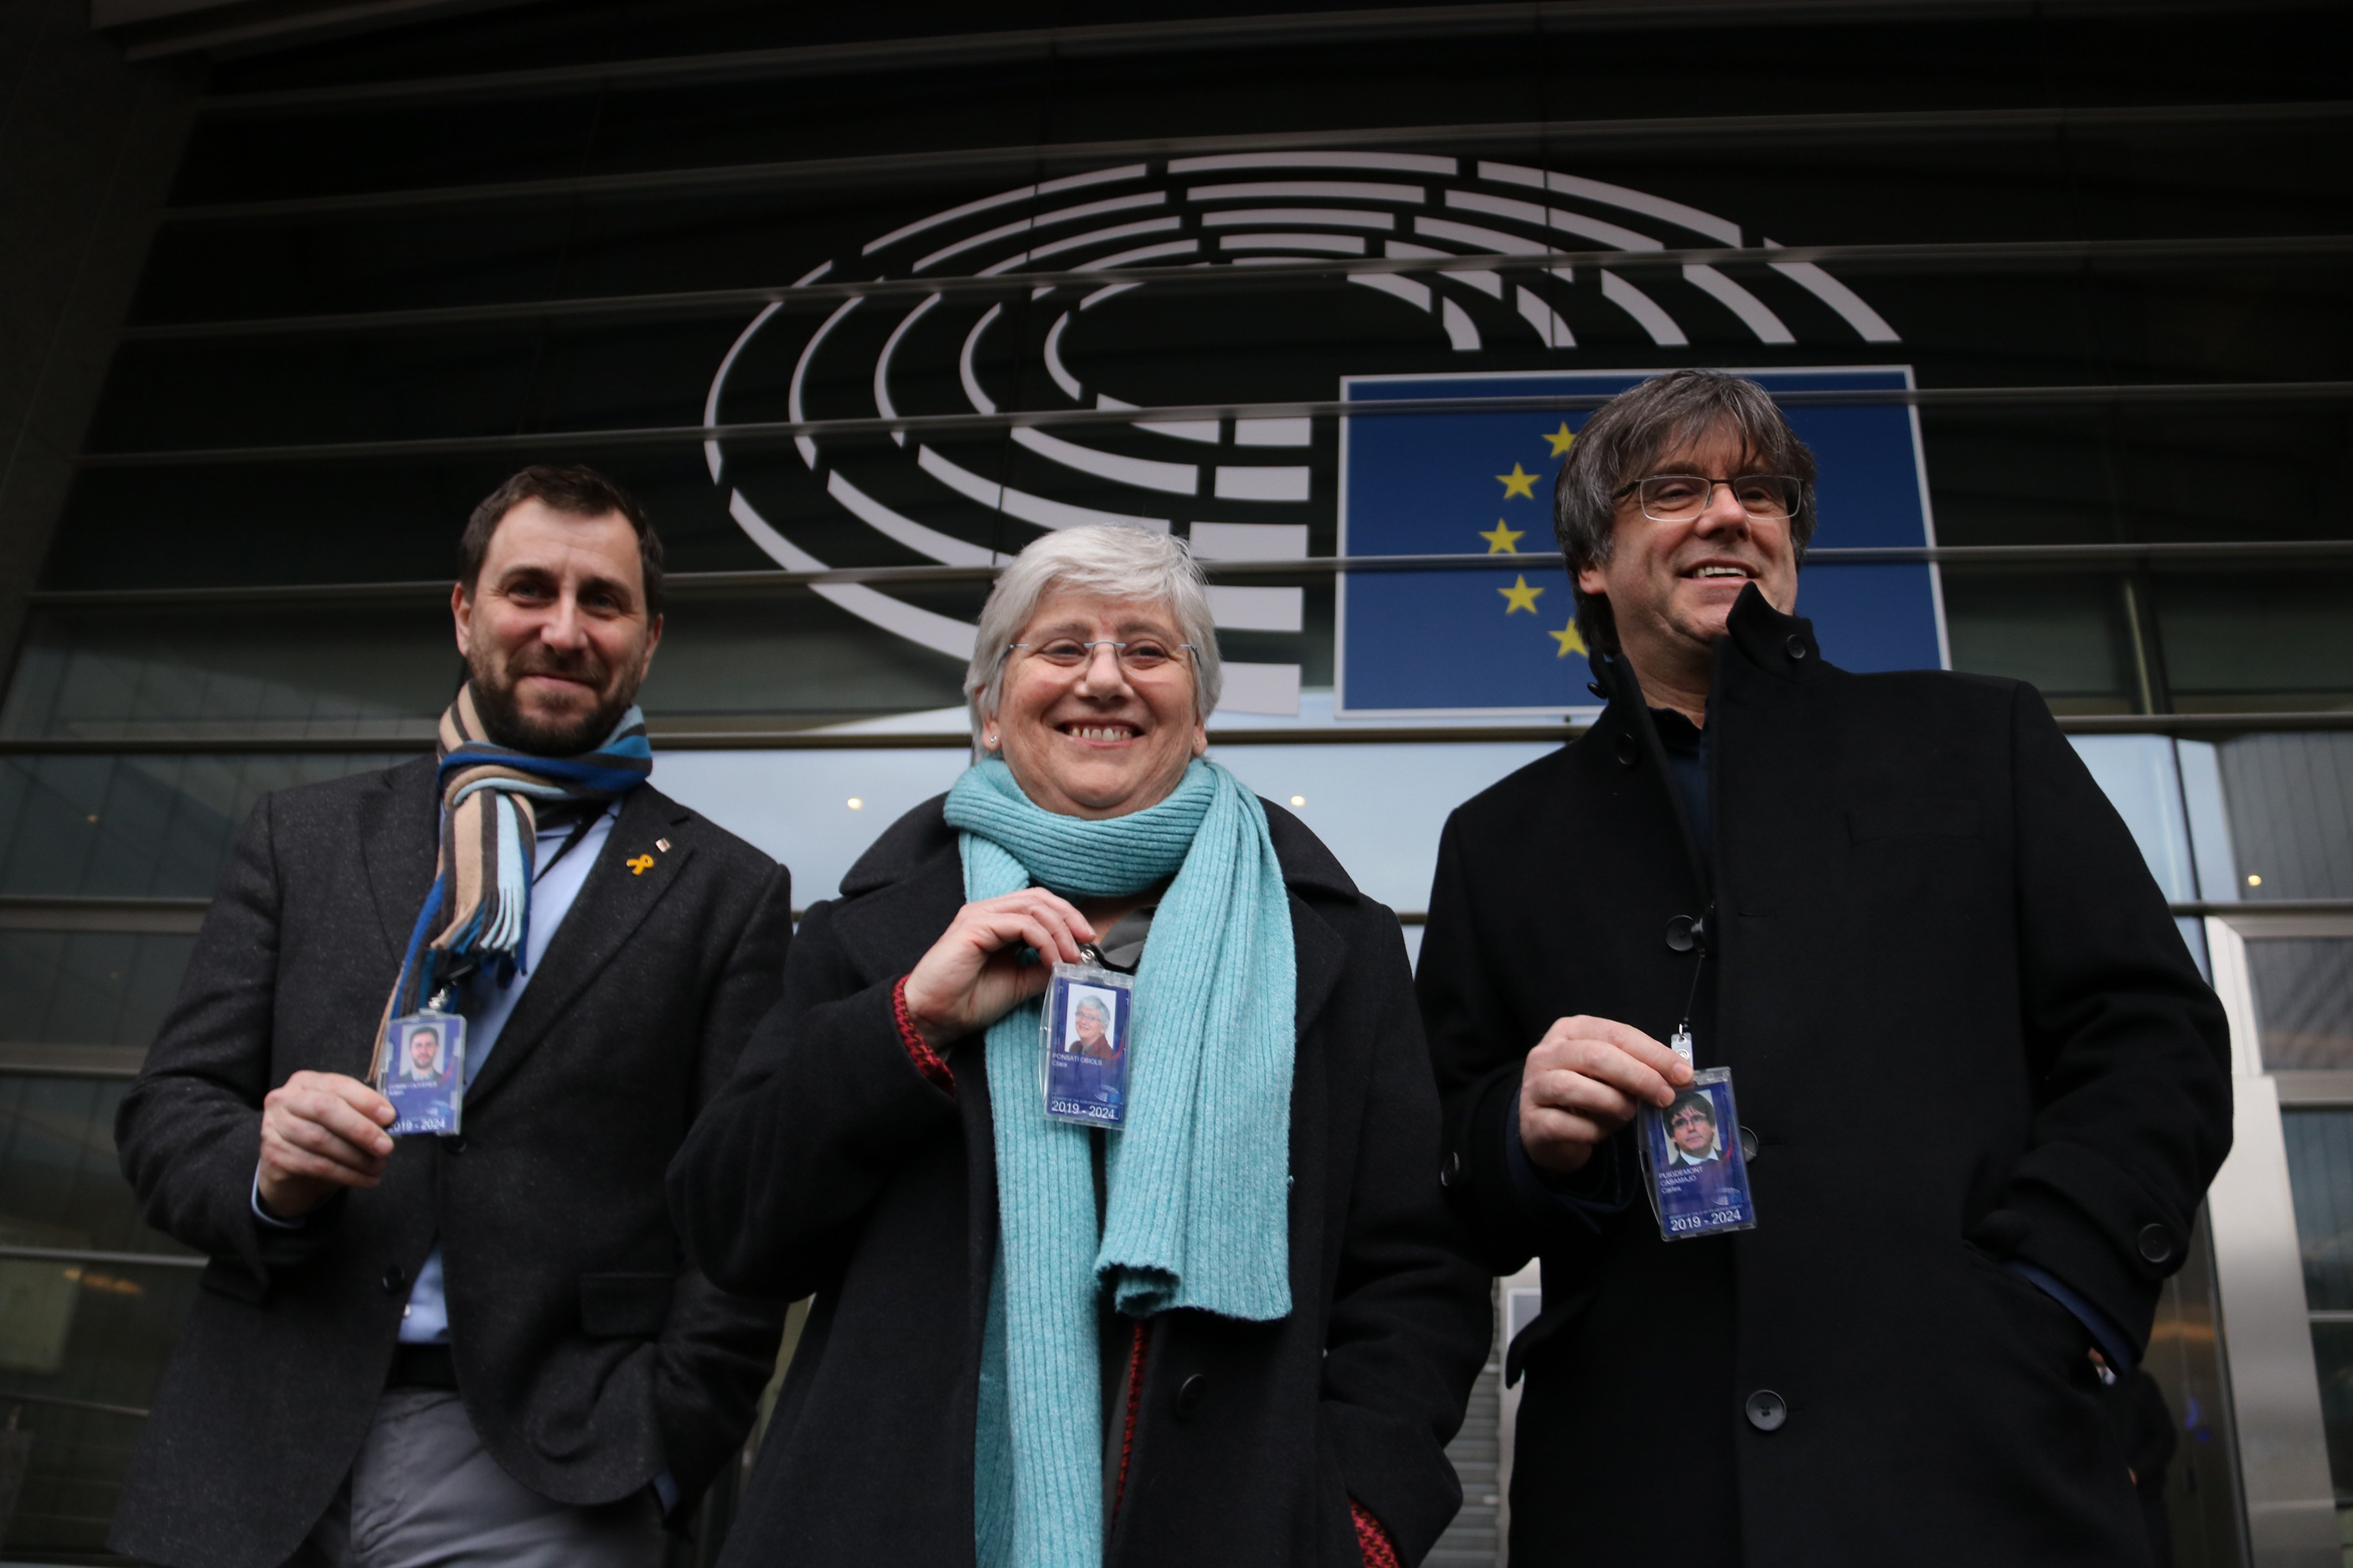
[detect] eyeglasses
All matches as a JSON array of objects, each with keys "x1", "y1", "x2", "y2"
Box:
[
  {"x1": 1616, "y1": 474, "x2": 1803, "y2": 524},
  {"x1": 1007, "y1": 638, "x2": 1198, "y2": 674}
]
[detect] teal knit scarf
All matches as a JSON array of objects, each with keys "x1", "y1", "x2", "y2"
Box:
[{"x1": 946, "y1": 757, "x2": 1296, "y2": 1568}]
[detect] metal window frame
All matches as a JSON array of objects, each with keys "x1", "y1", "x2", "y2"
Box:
[
  {"x1": 2203, "y1": 910, "x2": 2353, "y2": 1565},
  {"x1": 157, "y1": 101, "x2": 2353, "y2": 221},
  {"x1": 1, "y1": 717, "x2": 2350, "y2": 759},
  {"x1": 172, "y1": 2, "x2": 2342, "y2": 103},
  {"x1": 114, "y1": 235, "x2": 2353, "y2": 341},
  {"x1": 64, "y1": 381, "x2": 2353, "y2": 470}
]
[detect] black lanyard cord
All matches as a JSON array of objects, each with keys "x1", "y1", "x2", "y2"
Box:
[{"x1": 1675, "y1": 948, "x2": 1707, "y2": 1041}]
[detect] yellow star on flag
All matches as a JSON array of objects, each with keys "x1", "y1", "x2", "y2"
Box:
[
  {"x1": 1496, "y1": 463, "x2": 1538, "y2": 500},
  {"x1": 1499, "y1": 575, "x2": 1544, "y2": 614},
  {"x1": 1550, "y1": 619, "x2": 1587, "y2": 657},
  {"x1": 1478, "y1": 520, "x2": 1524, "y2": 553},
  {"x1": 1543, "y1": 422, "x2": 1576, "y2": 458}
]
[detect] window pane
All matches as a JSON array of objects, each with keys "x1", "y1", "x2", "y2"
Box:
[
  {"x1": 2221, "y1": 734, "x2": 2353, "y2": 902},
  {"x1": 2249, "y1": 940, "x2": 2353, "y2": 1072},
  {"x1": 1, "y1": 606, "x2": 448, "y2": 743},
  {"x1": 0, "y1": 932, "x2": 195, "y2": 1050},
  {"x1": 2311, "y1": 1321, "x2": 2353, "y2": 1522},
  {"x1": 0, "y1": 1266, "x2": 199, "y2": 1557},
  {"x1": 0, "y1": 753, "x2": 404, "y2": 898},
  {"x1": 1942, "y1": 572, "x2": 2135, "y2": 714},
  {"x1": 2154, "y1": 573, "x2": 2353, "y2": 715},
  {"x1": 0, "y1": 1078, "x2": 191, "y2": 1256},
  {"x1": 2280, "y1": 1111, "x2": 2353, "y2": 1310}
]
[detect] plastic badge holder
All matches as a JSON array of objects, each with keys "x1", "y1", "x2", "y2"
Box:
[
  {"x1": 1637, "y1": 1065, "x2": 1758, "y2": 1241},
  {"x1": 382, "y1": 1010, "x2": 466, "y2": 1136},
  {"x1": 1039, "y1": 962, "x2": 1134, "y2": 1129}
]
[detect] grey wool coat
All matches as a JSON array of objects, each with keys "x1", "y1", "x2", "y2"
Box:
[{"x1": 111, "y1": 756, "x2": 795, "y2": 1568}]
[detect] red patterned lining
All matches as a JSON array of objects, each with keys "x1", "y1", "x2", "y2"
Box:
[
  {"x1": 1112, "y1": 1319, "x2": 1150, "y2": 1524},
  {"x1": 1351, "y1": 1498, "x2": 1401, "y2": 1568},
  {"x1": 891, "y1": 975, "x2": 954, "y2": 1093}
]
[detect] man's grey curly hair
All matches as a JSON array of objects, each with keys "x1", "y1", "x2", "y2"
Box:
[{"x1": 1554, "y1": 370, "x2": 1819, "y2": 654}]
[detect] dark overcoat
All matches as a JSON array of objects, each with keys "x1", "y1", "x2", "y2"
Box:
[
  {"x1": 1417, "y1": 588, "x2": 2232, "y2": 1567},
  {"x1": 668, "y1": 795, "x2": 1493, "y2": 1568},
  {"x1": 111, "y1": 757, "x2": 796, "y2": 1568}
]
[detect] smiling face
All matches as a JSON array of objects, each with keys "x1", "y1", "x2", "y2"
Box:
[
  {"x1": 452, "y1": 500, "x2": 663, "y2": 755},
  {"x1": 1073, "y1": 998, "x2": 1109, "y2": 1052},
  {"x1": 1575, "y1": 420, "x2": 1799, "y2": 694},
  {"x1": 1669, "y1": 1099, "x2": 1717, "y2": 1156},
  {"x1": 987, "y1": 587, "x2": 1208, "y2": 820},
  {"x1": 408, "y1": 1029, "x2": 440, "y2": 1073}
]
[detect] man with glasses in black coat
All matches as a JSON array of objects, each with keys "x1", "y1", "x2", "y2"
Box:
[{"x1": 1418, "y1": 370, "x2": 2230, "y2": 1566}]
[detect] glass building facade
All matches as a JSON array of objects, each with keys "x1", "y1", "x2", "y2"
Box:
[{"x1": 0, "y1": 1, "x2": 2349, "y2": 1562}]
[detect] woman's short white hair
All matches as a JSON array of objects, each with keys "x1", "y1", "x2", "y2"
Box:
[{"x1": 964, "y1": 524, "x2": 1222, "y2": 752}]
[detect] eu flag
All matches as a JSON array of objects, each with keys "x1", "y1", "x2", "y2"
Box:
[{"x1": 1336, "y1": 368, "x2": 1946, "y2": 715}]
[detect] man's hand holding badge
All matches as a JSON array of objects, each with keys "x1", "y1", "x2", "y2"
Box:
[
  {"x1": 256, "y1": 1070, "x2": 396, "y2": 1220},
  {"x1": 1518, "y1": 1014, "x2": 1694, "y2": 1174},
  {"x1": 254, "y1": 996, "x2": 470, "y2": 1222},
  {"x1": 1519, "y1": 1012, "x2": 1757, "y2": 1238}
]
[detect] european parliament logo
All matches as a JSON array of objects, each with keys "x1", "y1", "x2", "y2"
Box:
[{"x1": 1335, "y1": 367, "x2": 1947, "y2": 716}]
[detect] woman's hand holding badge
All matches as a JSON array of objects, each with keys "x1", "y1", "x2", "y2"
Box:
[
  {"x1": 1519, "y1": 1016, "x2": 1694, "y2": 1174},
  {"x1": 902, "y1": 889, "x2": 1097, "y2": 1051}
]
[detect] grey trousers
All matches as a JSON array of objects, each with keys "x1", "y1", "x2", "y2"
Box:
[{"x1": 286, "y1": 1390, "x2": 665, "y2": 1568}]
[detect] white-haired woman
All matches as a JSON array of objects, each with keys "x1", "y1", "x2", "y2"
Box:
[{"x1": 672, "y1": 525, "x2": 1489, "y2": 1568}]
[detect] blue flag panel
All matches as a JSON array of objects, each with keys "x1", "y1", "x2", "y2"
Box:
[{"x1": 1336, "y1": 368, "x2": 1946, "y2": 716}]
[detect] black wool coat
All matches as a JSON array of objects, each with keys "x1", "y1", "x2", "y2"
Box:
[
  {"x1": 668, "y1": 795, "x2": 1493, "y2": 1568},
  {"x1": 111, "y1": 758, "x2": 796, "y2": 1568},
  {"x1": 1417, "y1": 588, "x2": 2232, "y2": 1568}
]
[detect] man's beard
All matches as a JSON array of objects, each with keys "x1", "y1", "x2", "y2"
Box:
[{"x1": 466, "y1": 644, "x2": 639, "y2": 757}]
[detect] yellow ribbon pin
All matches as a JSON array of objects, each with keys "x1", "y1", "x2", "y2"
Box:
[{"x1": 626, "y1": 853, "x2": 655, "y2": 876}]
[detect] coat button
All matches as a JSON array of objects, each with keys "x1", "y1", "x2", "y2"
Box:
[
  {"x1": 2138, "y1": 1224, "x2": 2174, "y2": 1265},
  {"x1": 380, "y1": 1265, "x2": 408, "y2": 1296},
  {"x1": 1745, "y1": 1389, "x2": 1787, "y2": 1431},
  {"x1": 1175, "y1": 1374, "x2": 1208, "y2": 1420},
  {"x1": 442, "y1": 1135, "x2": 468, "y2": 1155},
  {"x1": 1665, "y1": 914, "x2": 1703, "y2": 953},
  {"x1": 1738, "y1": 1126, "x2": 1759, "y2": 1162},
  {"x1": 1614, "y1": 733, "x2": 1639, "y2": 768},
  {"x1": 1784, "y1": 635, "x2": 1808, "y2": 661},
  {"x1": 1439, "y1": 1151, "x2": 1462, "y2": 1189}
]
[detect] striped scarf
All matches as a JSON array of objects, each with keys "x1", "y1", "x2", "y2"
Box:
[{"x1": 369, "y1": 687, "x2": 652, "y2": 1080}]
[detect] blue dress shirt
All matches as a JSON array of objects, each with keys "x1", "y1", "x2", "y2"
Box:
[{"x1": 390, "y1": 803, "x2": 615, "y2": 1343}]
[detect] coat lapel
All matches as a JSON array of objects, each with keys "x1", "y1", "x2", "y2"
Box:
[
  {"x1": 461, "y1": 786, "x2": 693, "y2": 1109},
  {"x1": 356, "y1": 758, "x2": 442, "y2": 971},
  {"x1": 1288, "y1": 894, "x2": 1348, "y2": 1042}
]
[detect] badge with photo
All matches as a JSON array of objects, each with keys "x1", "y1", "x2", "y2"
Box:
[
  {"x1": 1039, "y1": 963, "x2": 1135, "y2": 1130},
  {"x1": 1638, "y1": 1067, "x2": 1757, "y2": 1240},
  {"x1": 381, "y1": 1011, "x2": 466, "y2": 1136}
]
